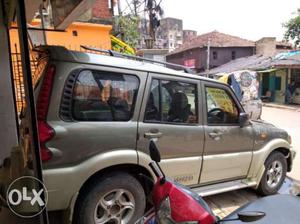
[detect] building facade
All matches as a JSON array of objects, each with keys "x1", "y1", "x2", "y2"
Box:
[
  {"x1": 156, "y1": 17, "x2": 183, "y2": 51},
  {"x1": 183, "y1": 29, "x2": 197, "y2": 44},
  {"x1": 205, "y1": 37, "x2": 299, "y2": 105},
  {"x1": 166, "y1": 31, "x2": 255, "y2": 72}
]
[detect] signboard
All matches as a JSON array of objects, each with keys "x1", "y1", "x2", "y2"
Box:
[{"x1": 184, "y1": 59, "x2": 196, "y2": 68}]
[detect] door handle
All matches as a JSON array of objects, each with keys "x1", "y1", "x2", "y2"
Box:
[
  {"x1": 144, "y1": 131, "x2": 163, "y2": 139},
  {"x1": 208, "y1": 131, "x2": 223, "y2": 139}
]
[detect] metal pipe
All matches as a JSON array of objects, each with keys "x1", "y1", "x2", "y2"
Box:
[{"x1": 16, "y1": 0, "x2": 49, "y2": 223}]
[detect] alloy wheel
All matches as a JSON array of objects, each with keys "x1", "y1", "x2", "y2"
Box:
[
  {"x1": 266, "y1": 160, "x2": 283, "y2": 188},
  {"x1": 94, "y1": 189, "x2": 135, "y2": 224}
]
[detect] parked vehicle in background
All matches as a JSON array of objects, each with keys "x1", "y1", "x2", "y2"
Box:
[
  {"x1": 16, "y1": 46, "x2": 295, "y2": 224},
  {"x1": 217, "y1": 70, "x2": 262, "y2": 120}
]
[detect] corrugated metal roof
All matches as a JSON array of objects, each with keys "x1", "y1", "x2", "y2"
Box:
[{"x1": 204, "y1": 51, "x2": 300, "y2": 75}]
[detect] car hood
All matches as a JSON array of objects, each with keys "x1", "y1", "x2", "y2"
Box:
[{"x1": 251, "y1": 120, "x2": 289, "y2": 148}]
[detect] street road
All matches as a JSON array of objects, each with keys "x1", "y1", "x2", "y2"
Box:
[{"x1": 261, "y1": 106, "x2": 300, "y2": 181}]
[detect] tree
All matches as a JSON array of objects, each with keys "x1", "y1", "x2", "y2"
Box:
[
  {"x1": 113, "y1": 15, "x2": 140, "y2": 48},
  {"x1": 284, "y1": 9, "x2": 300, "y2": 47}
]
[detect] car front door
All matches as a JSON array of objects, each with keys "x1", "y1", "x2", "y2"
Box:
[
  {"x1": 200, "y1": 82, "x2": 254, "y2": 184},
  {"x1": 137, "y1": 73, "x2": 204, "y2": 186}
]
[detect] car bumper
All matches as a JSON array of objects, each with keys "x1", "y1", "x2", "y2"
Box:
[{"x1": 289, "y1": 146, "x2": 297, "y2": 172}]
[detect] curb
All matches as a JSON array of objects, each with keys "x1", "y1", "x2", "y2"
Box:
[{"x1": 263, "y1": 103, "x2": 300, "y2": 112}]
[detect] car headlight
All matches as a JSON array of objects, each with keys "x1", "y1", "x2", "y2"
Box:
[{"x1": 157, "y1": 197, "x2": 198, "y2": 224}]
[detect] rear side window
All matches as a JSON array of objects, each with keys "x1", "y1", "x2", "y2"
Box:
[{"x1": 72, "y1": 70, "x2": 139, "y2": 121}]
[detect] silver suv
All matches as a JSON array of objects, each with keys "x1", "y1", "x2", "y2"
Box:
[{"x1": 21, "y1": 46, "x2": 295, "y2": 224}]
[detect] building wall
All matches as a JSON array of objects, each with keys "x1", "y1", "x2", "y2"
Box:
[
  {"x1": 167, "y1": 46, "x2": 254, "y2": 72},
  {"x1": 156, "y1": 17, "x2": 183, "y2": 51},
  {"x1": 207, "y1": 47, "x2": 255, "y2": 69},
  {"x1": 183, "y1": 30, "x2": 197, "y2": 44},
  {"x1": 10, "y1": 21, "x2": 112, "y2": 52},
  {"x1": 256, "y1": 37, "x2": 276, "y2": 56},
  {"x1": 166, "y1": 47, "x2": 201, "y2": 71},
  {"x1": 92, "y1": 0, "x2": 112, "y2": 19}
]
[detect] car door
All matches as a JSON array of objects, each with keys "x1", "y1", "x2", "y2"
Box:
[
  {"x1": 137, "y1": 73, "x2": 204, "y2": 186},
  {"x1": 200, "y1": 81, "x2": 254, "y2": 184}
]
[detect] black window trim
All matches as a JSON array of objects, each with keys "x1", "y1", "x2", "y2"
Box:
[
  {"x1": 143, "y1": 77, "x2": 199, "y2": 126},
  {"x1": 59, "y1": 68, "x2": 140, "y2": 122},
  {"x1": 204, "y1": 83, "x2": 243, "y2": 127}
]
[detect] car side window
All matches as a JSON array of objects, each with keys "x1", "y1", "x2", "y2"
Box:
[
  {"x1": 145, "y1": 78, "x2": 197, "y2": 124},
  {"x1": 72, "y1": 70, "x2": 139, "y2": 121},
  {"x1": 205, "y1": 86, "x2": 239, "y2": 125}
]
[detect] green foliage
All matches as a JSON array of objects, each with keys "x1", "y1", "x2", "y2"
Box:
[
  {"x1": 114, "y1": 16, "x2": 140, "y2": 48},
  {"x1": 284, "y1": 9, "x2": 300, "y2": 47}
]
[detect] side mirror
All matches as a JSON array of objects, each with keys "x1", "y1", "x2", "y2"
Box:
[
  {"x1": 218, "y1": 211, "x2": 265, "y2": 223},
  {"x1": 239, "y1": 112, "x2": 249, "y2": 128},
  {"x1": 149, "y1": 140, "x2": 161, "y2": 162},
  {"x1": 238, "y1": 211, "x2": 265, "y2": 222}
]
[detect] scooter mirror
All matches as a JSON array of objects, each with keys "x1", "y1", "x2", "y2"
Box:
[
  {"x1": 237, "y1": 211, "x2": 265, "y2": 222},
  {"x1": 149, "y1": 140, "x2": 161, "y2": 162}
]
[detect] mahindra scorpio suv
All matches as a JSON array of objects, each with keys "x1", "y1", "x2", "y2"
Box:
[{"x1": 19, "y1": 46, "x2": 295, "y2": 224}]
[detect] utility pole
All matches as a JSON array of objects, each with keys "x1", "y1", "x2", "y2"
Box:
[
  {"x1": 206, "y1": 38, "x2": 211, "y2": 77},
  {"x1": 117, "y1": 0, "x2": 122, "y2": 16},
  {"x1": 133, "y1": 0, "x2": 139, "y2": 16}
]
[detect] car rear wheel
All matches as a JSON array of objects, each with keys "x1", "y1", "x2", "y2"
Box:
[
  {"x1": 74, "y1": 172, "x2": 146, "y2": 224},
  {"x1": 257, "y1": 151, "x2": 287, "y2": 195}
]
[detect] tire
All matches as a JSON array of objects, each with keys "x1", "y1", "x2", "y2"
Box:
[
  {"x1": 257, "y1": 152, "x2": 287, "y2": 196},
  {"x1": 74, "y1": 172, "x2": 146, "y2": 224}
]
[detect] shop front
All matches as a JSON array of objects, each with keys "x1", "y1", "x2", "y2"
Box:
[{"x1": 259, "y1": 67, "x2": 300, "y2": 105}]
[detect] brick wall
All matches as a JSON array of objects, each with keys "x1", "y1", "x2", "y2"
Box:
[{"x1": 92, "y1": 0, "x2": 112, "y2": 19}]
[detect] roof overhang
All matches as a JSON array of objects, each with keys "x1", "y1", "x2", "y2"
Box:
[{"x1": 4, "y1": 0, "x2": 97, "y2": 30}]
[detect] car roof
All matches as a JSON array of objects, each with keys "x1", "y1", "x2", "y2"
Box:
[{"x1": 34, "y1": 45, "x2": 218, "y2": 83}]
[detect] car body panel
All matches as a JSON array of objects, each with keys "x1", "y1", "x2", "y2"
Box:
[
  {"x1": 136, "y1": 73, "x2": 204, "y2": 185},
  {"x1": 43, "y1": 149, "x2": 138, "y2": 210},
  {"x1": 200, "y1": 81, "x2": 254, "y2": 183}
]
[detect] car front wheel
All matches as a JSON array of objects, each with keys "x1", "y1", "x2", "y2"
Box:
[
  {"x1": 257, "y1": 151, "x2": 287, "y2": 195},
  {"x1": 74, "y1": 172, "x2": 146, "y2": 224}
]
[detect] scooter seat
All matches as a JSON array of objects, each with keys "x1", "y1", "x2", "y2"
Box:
[{"x1": 224, "y1": 194, "x2": 300, "y2": 223}]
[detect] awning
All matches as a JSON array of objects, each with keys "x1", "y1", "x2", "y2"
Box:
[{"x1": 256, "y1": 68, "x2": 277, "y2": 73}]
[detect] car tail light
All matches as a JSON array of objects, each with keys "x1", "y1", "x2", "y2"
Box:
[{"x1": 36, "y1": 64, "x2": 56, "y2": 162}]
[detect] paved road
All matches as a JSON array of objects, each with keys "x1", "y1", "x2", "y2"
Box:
[{"x1": 261, "y1": 106, "x2": 300, "y2": 181}]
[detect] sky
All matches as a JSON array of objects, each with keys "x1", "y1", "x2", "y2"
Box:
[{"x1": 159, "y1": 0, "x2": 299, "y2": 42}]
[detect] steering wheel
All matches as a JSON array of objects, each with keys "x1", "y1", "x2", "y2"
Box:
[{"x1": 208, "y1": 108, "x2": 225, "y2": 123}]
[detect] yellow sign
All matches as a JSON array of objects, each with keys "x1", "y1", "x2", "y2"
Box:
[{"x1": 207, "y1": 88, "x2": 234, "y2": 113}]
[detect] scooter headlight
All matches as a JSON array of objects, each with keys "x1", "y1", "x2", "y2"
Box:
[{"x1": 157, "y1": 197, "x2": 198, "y2": 224}]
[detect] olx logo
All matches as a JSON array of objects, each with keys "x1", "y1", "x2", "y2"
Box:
[{"x1": 6, "y1": 176, "x2": 48, "y2": 218}]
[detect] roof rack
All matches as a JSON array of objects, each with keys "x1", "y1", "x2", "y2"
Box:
[{"x1": 80, "y1": 45, "x2": 194, "y2": 74}]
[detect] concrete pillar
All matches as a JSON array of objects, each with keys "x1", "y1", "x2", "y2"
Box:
[{"x1": 0, "y1": 1, "x2": 19, "y2": 165}]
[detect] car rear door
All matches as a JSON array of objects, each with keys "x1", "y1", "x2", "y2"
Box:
[
  {"x1": 137, "y1": 73, "x2": 204, "y2": 186},
  {"x1": 200, "y1": 81, "x2": 254, "y2": 184}
]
